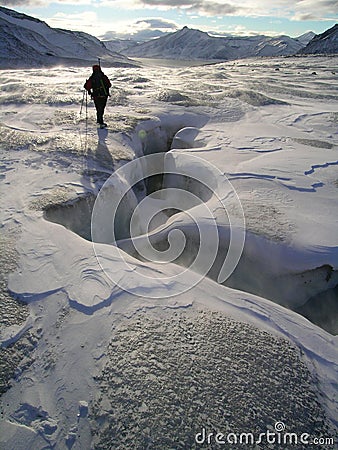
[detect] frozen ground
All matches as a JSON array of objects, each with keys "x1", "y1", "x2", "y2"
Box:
[
  {"x1": 91, "y1": 309, "x2": 332, "y2": 449},
  {"x1": 0, "y1": 56, "x2": 337, "y2": 449}
]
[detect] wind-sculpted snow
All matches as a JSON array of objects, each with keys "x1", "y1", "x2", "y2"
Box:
[
  {"x1": 0, "y1": 72, "x2": 81, "y2": 106},
  {"x1": 0, "y1": 232, "x2": 28, "y2": 329},
  {"x1": 249, "y1": 75, "x2": 338, "y2": 102},
  {"x1": 156, "y1": 89, "x2": 191, "y2": 104},
  {"x1": 91, "y1": 310, "x2": 333, "y2": 449},
  {"x1": 91, "y1": 152, "x2": 245, "y2": 297},
  {"x1": 1, "y1": 56, "x2": 338, "y2": 448},
  {"x1": 0, "y1": 229, "x2": 38, "y2": 395},
  {"x1": 281, "y1": 111, "x2": 338, "y2": 137},
  {"x1": 224, "y1": 89, "x2": 288, "y2": 106}
]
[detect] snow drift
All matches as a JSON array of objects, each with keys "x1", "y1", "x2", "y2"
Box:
[{"x1": 0, "y1": 56, "x2": 338, "y2": 449}]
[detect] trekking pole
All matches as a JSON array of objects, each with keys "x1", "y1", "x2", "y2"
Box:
[
  {"x1": 80, "y1": 89, "x2": 85, "y2": 116},
  {"x1": 85, "y1": 90, "x2": 88, "y2": 154},
  {"x1": 85, "y1": 90, "x2": 88, "y2": 127}
]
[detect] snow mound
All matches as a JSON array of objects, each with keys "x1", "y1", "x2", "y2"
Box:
[
  {"x1": 91, "y1": 309, "x2": 334, "y2": 449},
  {"x1": 224, "y1": 89, "x2": 288, "y2": 106},
  {"x1": 156, "y1": 89, "x2": 191, "y2": 104}
]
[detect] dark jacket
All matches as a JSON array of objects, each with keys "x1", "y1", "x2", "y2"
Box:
[{"x1": 84, "y1": 68, "x2": 111, "y2": 98}]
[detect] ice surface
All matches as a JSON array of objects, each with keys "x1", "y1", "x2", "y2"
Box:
[
  {"x1": 91, "y1": 310, "x2": 333, "y2": 449},
  {"x1": 0, "y1": 57, "x2": 337, "y2": 448}
]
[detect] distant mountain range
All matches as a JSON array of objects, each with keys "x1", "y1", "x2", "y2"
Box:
[
  {"x1": 118, "y1": 26, "x2": 314, "y2": 61},
  {"x1": 117, "y1": 25, "x2": 337, "y2": 61},
  {"x1": 1, "y1": 6, "x2": 337, "y2": 69},
  {"x1": 0, "y1": 6, "x2": 136, "y2": 69}
]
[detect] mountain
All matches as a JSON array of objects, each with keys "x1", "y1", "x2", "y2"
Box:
[
  {"x1": 125, "y1": 27, "x2": 237, "y2": 60},
  {"x1": 103, "y1": 38, "x2": 137, "y2": 55},
  {"x1": 299, "y1": 24, "x2": 338, "y2": 55},
  {"x1": 124, "y1": 26, "x2": 306, "y2": 61},
  {"x1": 296, "y1": 31, "x2": 316, "y2": 46},
  {"x1": 226, "y1": 34, "x2": 305, "y2": 58},
  {"x1": 0, "y1": 6, "x2": 137, "y2": 68}
]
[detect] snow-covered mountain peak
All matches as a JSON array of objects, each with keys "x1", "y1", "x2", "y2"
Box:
[
  {"x1": 0, "y1": 6, "x2": 41, "y2": 23},
  {"x1": 297, "y1": 31, "x2": 316, "y2": 45},
  {"x1": 125, "y1": 26, "x2": 307, "y2": 61},
  {"x1": 299, "y1": 24, "x2": 338, "y2": 54},
  {"x1": 0, "y1": 6, "x2": 137, "y2": 68},
  {"x1": 176, "y1": 26, "x2": 208, "y2": 38}
]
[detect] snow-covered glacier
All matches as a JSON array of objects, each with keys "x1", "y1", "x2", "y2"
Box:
[{"x1": 0, "y1": 56, "x2": 337, "y2": 449}]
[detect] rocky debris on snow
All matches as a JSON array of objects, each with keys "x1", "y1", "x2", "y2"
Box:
[
  {"x1": 0, "y1": 230, "x2": 37, "y2": 395},
  {"x1": 90, "y1": 309, "x2": 334, "y2": 449}
]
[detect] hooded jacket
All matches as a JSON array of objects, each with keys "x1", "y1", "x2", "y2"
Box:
[{"x1": 84, "y1": 66, "x2": 111, "y2": 98}]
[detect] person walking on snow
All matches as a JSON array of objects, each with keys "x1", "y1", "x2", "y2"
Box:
[{"x1": 84, "y1": 65, "x2": 111, "y2": 128}]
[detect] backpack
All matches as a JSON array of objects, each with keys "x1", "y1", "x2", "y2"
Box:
[{"x1": 91, "y1": 71, "x2": 108, "y2": 97}]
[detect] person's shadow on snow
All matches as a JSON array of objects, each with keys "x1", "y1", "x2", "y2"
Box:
[
  {"x1": 81, "y1": 126, "x2": 114, "y2": 193},
  {"x1": 95, "y1": 127, "x2": 114, "y2": 170}
]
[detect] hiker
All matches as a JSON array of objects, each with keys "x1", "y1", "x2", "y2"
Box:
[{"x1": 84, "y1": 64, "x2": 111, "y2": 128}]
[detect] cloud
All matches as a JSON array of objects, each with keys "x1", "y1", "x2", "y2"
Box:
[
  {"x1": 208, "y1": 23, "x2": 284, "y2": 37},
  {"x1": 292, "y1": 0, "x2": 338, "y2": 20},
  {"x1": 45, "y1": 11, "x2": 100, "y2": 33},
  {"x1": 134, "y1": 17, "x2": 178, "y2": 29},
  {"x1": 0, "y1": 0, "x2": 43, "y2": 5},
  {"x1": 188, "y1": 1, "x2": 241, "y2": 16},
  {"x1": 3, "y1": 0, "x2": 336, "y2": 42},
  {"x1": 292, "y1": 13, "x2": 318, "y2": 21},
  {"x1": 1, "y1": 0, "x2": 92, "y2": 6},
  {"x1": 136, "y1": 0, "x2": 242, "y2": 16},
  {"x1": 99, "y1": 17, "x2": 179, "y2": 40},
  {"x1": 295, "y1": 0, "x2": 338, "y2": 9},
  {"x1": 120, "y1": 0, "x2": 337, "y2": 20},
  {"x1": 5, "y1": 0, "x2": 336, "y2": 22}
]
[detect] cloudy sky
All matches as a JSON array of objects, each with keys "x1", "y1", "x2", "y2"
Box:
[{"x1": 2, "y1": 0, "x2": 337, "y2": 40}]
